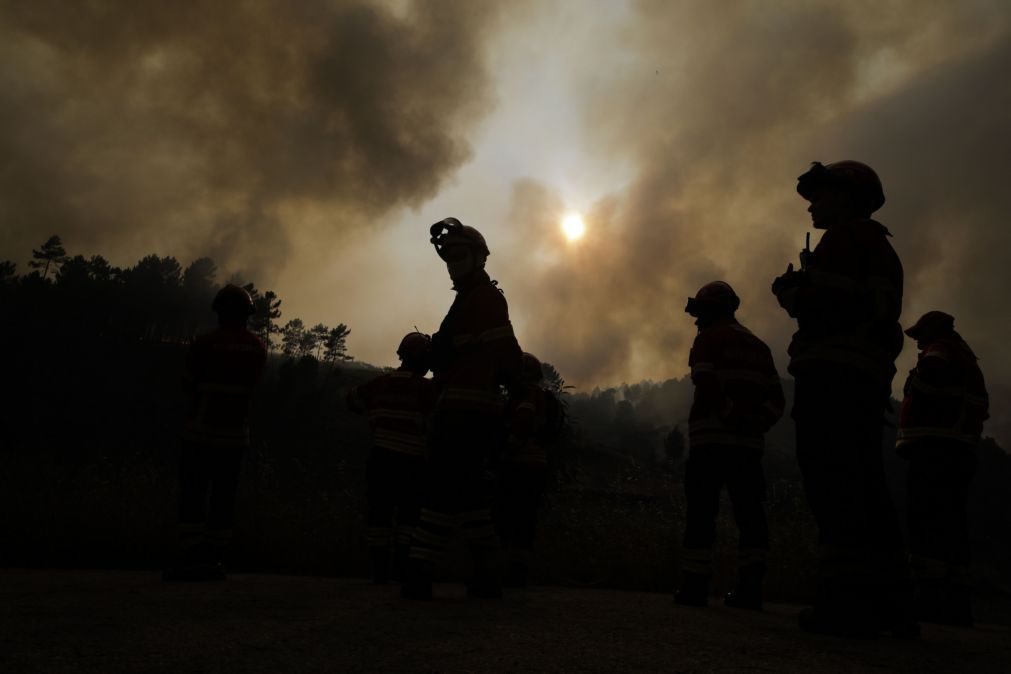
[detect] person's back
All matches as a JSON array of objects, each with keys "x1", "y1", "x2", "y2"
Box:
[
  {"x1": 677, "y1": 282, "x2": 784, "y2": 611},
  {"x1": 349, "y1": 333, "x2": 436, "y2": 585},
  {"x1": 166, "y1": 284, "x2": 266, "y2": 582},
  {"x1": 689, "y1": 322, "x2": 784, "y2": 451},
  {"x1": 350, "y1": 369, "x2": 435, "y2": 458},
  {"x1": 183, "y1": 325, "x2": 267, "y2": 448}
]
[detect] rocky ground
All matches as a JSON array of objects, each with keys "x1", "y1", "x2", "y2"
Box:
[{"x1": 2, "y1": 570, "x2": 1009, "y2": 673}]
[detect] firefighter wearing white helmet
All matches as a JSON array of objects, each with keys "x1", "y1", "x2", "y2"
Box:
[
  {"x1": 403, "y1": 218, "x2": 523, "y2": 600},
  {"x1": 676, "y1": 281, "x2": 784, "y2": 611},
  {"x1": 348, "y1": 331, "x2": 436, "y2": 584},
  {"x1": 165, "y1": 284, "x2": 266, "y2": 582}
]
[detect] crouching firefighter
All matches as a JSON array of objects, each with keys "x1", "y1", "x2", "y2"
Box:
[
  {"x1": 165, "y1": 284, "x2": 267, "y2": 581},
  {"x1": 676, "y1": 281, "x2": 785, "y2": 610},
  {"x1": 898, "y1": 311, "x2": 989, "y2": 626},
  {"x1": 347, "y1": 332, "x2": 436, "y2": 584},
  {"x1": 496, "y1": 352, "x2": 564, "y2": 588},
  {"x1": 401, "y1": 218, "x2": 523, "y2": 600}
]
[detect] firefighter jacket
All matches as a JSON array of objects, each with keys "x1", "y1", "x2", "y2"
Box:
[
  {"x1": 689, "y1": 321, "x2": 785, "y2": 450},
  {"x1": 787, "y1": 218, "x2": 904, "y2": 385},
  {"x1": 181, "y1": 326, "x2": 267, "y2": 447},
  {"x1": 347, "y1": 369, "x2": 436, "y2": 458},
  {"x1": 897, "y1": 334, "x2": 989, "y2": 448},
  {"x1": 506, "y1": 384, "x2": 561, "y2": 466},
  {"x1": 430, "y1": 270, "x2": 523, "y2": 416}
]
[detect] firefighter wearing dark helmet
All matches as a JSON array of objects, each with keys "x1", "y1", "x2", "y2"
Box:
[
  {"x1": 347, "y1": 332, "x2": 436, "y2": 584},
  {"x1": 676, "y1": 281, "x2": 784, "y2": 610},
  {"x1": 898, "y1": 311, "x2": 989, "y2": 626},
  {"x1": 772, "y1": 161, "x2": 916, "y2": 637},
  {"x1": 165, "y1": 284, "x2": 266, "y2": 582},
  {"x1": 402, "y1": 218, "x2": 522, "y2": 600},
  {"x1": 496, "y1": 352, "x2": 564, "y2": 588}
]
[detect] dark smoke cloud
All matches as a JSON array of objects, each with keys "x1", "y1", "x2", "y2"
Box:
[
  {"x1": 496, "y1": 2, "x2": 1011, "y2": 443},
  {"x1": 0, "y1": 0, "x2": 500, "y2": 278}
]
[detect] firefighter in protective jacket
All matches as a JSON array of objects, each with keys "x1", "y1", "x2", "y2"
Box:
[
  {"x1": 496, "y1": 352, "x2": 563, "y2": 588},
  {"x1": 347, "y1": 332, "x2": 436, "y2": 584},
  {"x1": 898, "y1": 311, "x2": 989, "y2": 626},
  {"x1": 772, "y1": 160, "x2": 916, "y2": 638},
  {"x1": 165, "y1": 284, "x2": 267, "y2": 581},
  {"x1": 676, "y1": 281, "x2": 784, "y2": 610},
  {"x1": 402, "y1": 218, "x2": 523, "y2": 600}
]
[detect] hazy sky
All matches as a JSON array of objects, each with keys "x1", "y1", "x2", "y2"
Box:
[{"x1": 2, "y1": 1, "x2": 1010, "y2": 443}]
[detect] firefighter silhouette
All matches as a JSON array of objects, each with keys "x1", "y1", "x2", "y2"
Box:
[
  {"x1": 772, "y1": 161, "x2": 917, "y2": 637},
  {"x1": 676, "y1": 282, "x2": 784, "y2": 610},
  {"x1": 347, "y1": 332, "x2": 436, "y2": 584},
  {"x1": 401, "y1": 218, "x2": 523, "y2": 600},
  {"x1": 164, "y1": 284, "x2": 266, "y2": 582},
  {"x1": 495, "y1": 352, "x2": 564, "y2": 588},
  {"x1": 898, "y1": 311, "x2": 989, "y2": 626}
]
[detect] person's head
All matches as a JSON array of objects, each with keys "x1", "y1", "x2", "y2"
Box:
[
  {"x1": 905, "y1": 311, "x2": 955, "y2": 350},
  {"x1": 212, "y1": 284, "x2": 255, "y2": 327},
  {"x1": 430, "y1": 217, "x2": 490, "y2": 284},
  {"x1": 685, "y1": 281, "x2": 740, "y2": 328},
  {"x1": 797, "y1": 161, "x2": 885, "y2": 229},
  {"x1": 520, "y1": 352, "x2": 544, "y2": 385},
  {"x1": 397, "y1": 331, "x2": 432, "y2": 375}
]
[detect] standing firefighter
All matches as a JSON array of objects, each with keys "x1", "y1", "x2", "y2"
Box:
[
  {"x1": 347, "y1": 332, "x2": 436, "y2": 584},
  {"x1": 898, "y1": 311, "x2": 989, "y2": 626},
  {"x1": 165, "y1": 284, "x2": 267, "y2": 581},
  {"x1": 676, "y1": 281, "x2": 784, "y2": 609},
  {"x1": 497, "y1": 352, "x2": 564, "y2": 588},
  {"x1": 402, "y1": 218, "x2": 523, "y2": 600},
  {"x1": 772, "y1": 160, "x2": 915, "y2": 637}
]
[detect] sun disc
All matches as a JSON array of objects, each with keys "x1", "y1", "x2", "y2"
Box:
[{"x1": 562, "y1": 212, "x2": 586, "y2": 241}]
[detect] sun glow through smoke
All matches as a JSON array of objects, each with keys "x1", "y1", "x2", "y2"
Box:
[{"x1": 562, "y1": 212, "x2": 586, "y2": 241}]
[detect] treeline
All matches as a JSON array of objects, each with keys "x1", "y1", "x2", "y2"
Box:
[{"x1": 0, "y1": 235, "x2": 351, "y2": 362}]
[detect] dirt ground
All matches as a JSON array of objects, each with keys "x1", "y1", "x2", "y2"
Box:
[{"x1": 2, "y1": 570, "x2": 1009, "y2": 673}]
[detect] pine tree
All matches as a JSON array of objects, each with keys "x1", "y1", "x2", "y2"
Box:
[
  {"x1": 28, "y1": 235, "x2": 68, "y2": 280},
  {"x1": 323, "y1": 324, "x2": 352, "y2": 363}
]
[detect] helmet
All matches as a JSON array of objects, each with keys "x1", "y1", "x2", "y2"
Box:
[
  {"x1": 685, "y1": 281, "x2": 740, "y2": 317},
  {"x1": 796, "y1": 160, "x2": 886, "y2": 214},
  {"x1": 905, "y1": 311, "x2": 955, "y2": 340},
  {"x1": 521, "y1": 352, "x2": 544, "y2": 383},
  {"x1": 396, "y1": 331, "x2": 432, "y2": 360},
  {"x1": 212, "y1": 284, "x2": 255, "y2": 316},
  {"x1": 429, "y1": 217, "x2": 490, "y2": 260}
]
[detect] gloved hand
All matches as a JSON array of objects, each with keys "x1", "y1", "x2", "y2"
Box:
[{"x1": 772, "y1": 263, "x2": 802, "y2": 317}]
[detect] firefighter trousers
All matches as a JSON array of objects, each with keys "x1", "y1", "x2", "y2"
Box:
[
  {"x1": 903, "y1": 438, "x2": 976, "y2": 582},
  {"x1": 495, "y1": 463, "x2": 548, "y2": 560},
  {"x1": 409, "y1": 413, "x2": 502, "y2": 565},
  {"x1": 793, "y1": 367, "x2": 910, "y2": 620},
  {"x1": 682, "y1": 445, "x2": 769, "y2": 577},
  {"x1": 176, "y1": 441, "x2": 243, "y2": 564},
  {"x1": 365, "y1": 447, "x2": 427, "y2": 550}
]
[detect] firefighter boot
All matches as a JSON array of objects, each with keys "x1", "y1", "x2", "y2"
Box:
[
  {"x1": 724, "y1": 563, "x2": 765, "y2": 611},
  {"x1": 400, "y1": 558, "x2": 433, "y2": 600},
  {"x1": 467, "y1": 545, "x2": 504, "y2": 599},
  {"x1": 369, "y1": 546, "x2": 392, "y2": 585},
  {"x1": 675, "y1": 571, "x2": 710, "y2": 607}
]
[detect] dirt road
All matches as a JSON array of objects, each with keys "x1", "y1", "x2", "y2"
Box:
[{"x1": 2, "y1": 570, "x2": 1008, "y2": 673}]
